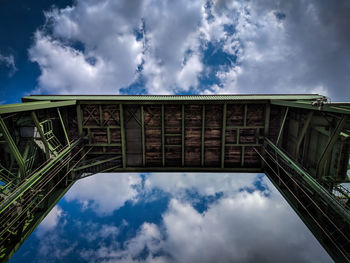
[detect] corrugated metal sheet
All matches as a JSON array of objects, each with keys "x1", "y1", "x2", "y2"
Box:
[{"x1": 22, "y1": 94, "x2": 325, "y2": 102}]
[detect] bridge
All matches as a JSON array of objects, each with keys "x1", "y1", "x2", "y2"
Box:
[{"x1": 0, "y1": 94, "x2": 349, "y2": 262}]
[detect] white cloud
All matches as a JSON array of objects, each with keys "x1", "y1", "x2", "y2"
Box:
[
  {"x1": 0, "y1": 52, "x2": 17, "y2": 77},
  {"x1": 82, "y1": 222, "x2": 119, "y2": 242},
  {"x1": 144, "y1": 172, "x2": 263, "y2": 198},
  {"x1": 203, "y1": 0, "x2": 350, "y2": 100},
  {"x1": 159, "y1": 190, "x2": 331, "y2": 263},
  {"x1": 64, "y1": 173, "x2": 141, "y2": 215},
  {"x1": 29, "y1": 0, "x2": 350, "y2": 99},
  {"x1": 74, "y1": 175, "x2": 331, "y2": 263},
  {"x1": 36, "y1": 205, "x2": 63, "y2": 236},
  {"x1": 29, "y1": 0, "x2": 204, "y2": 95}
]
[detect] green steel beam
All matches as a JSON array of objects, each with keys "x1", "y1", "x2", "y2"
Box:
[
  {"x1": 201, "y1": 104, "x2": 205, "y2": 167},
  {"x1": 162, "y1": 104, "x2": 165, "y2": 167},
  {"x1": 0, "y1": 139, "x2": 81, "y2": 214},
  {"x1": 241, "y1": 146, "x2": 245, "y2": 167},
  {"x1": 76, "y1": 104, "x2": 83, "y2": 136},
  {"x1": 263, "y1": 170, "x2": 345, "y2": 263},
  {"x1": 97, "y1": 167, "x2": 262, "y2": 173},
  {"x1": 99, "y1": 105, "x2": 103, "y2": 127},
  {"x1": 182, "y1": 104, "x2": 185, "y2": 167},
  {"x1": 22, "y1": 94, "x2": 324, "y2": 102},
  {"x1": 226, "y1": 143, "x2": 262, "y2": 147},
  {"x1": 119, "y1": 104, "x2": 126, "y2": 168},
  {"x1": 261, "y1": 103, "x2": 271, "y2": 170},
  {"x1": 0, "y1": 116, "x2": 25, "y2": 177},
  {"x1": 0, "y1": 100, "x2": 76, "y2": 114},
  {"x1": 271, "y1": 100, "x2": 350, "y2": 115},
  {"x1": 31, "y1": 112, "x2": 50, "y2": 159},
  {"x1": 295, "y1": 111, "x2": 313, "y2": 158},
  {"x1": 264, "y1": 104, "x2": 270, "y2": 136},
  {"x1": 107, "y1": 127, "x2": 111, "y2": 144},
  {"x1": 221, "y1": 103, "x2": 227, "y2": 168},
  {"x1": 316, "y1": 115, "x2": 347, "y2": 180},
  {"x1": 0, "y1": 182, "x2": 74, "y2": 263},
  {"x1": 141, "y1": 105, "x2": 146, "y2": 167},
  {"x1": 243, "y1": 104, "x2": 247, "y2": 127},
  {"x1": 276, "y1": 107, "x2": 289, "y2": 146},
  {"x1": 265, "y1": 137, "x2": 350, "y2": 223},
  {"x1": 73, "y1": 155, "x2": 122, "y2": 171},
  {"x1": 85, "y1": 143, "x2": 121, "y2": 147},
  {"x1": 57, "y1": 108, "x2": 70, "y2": 146}
]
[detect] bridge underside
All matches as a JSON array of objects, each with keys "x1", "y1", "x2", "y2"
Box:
[{"x1": 0, "y1": 95, "x2": 349, "y2": 262}]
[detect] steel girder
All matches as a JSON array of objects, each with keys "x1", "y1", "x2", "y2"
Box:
[{"x1": 0, "y1": 95, "x2": 350, "y2": 263}]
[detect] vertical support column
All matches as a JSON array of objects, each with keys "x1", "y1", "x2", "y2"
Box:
[
  {"x1": 99, "y1": 105, "x2": 103, "y2": 127},
  {"x1": 276, "y1": 107, "x2": 289, "y2": 146},
  {"x1": 119, "y1": 104, "x2": 126, "y2": 168},
  {"x1": 57, "y1": 108, "x2": 70, "y2": 146},
  {"x1": 107, "y1": 127, "x2": 111, "y2": 144},
  {"x1": 221, "y1": 103, "x2": 227, "y2": 168},
  {"x1": 141, "y1": 105, "x2": 146, "y2": 167},
  {"x1": 76, "y1": 104, "x2": 83, "y2": 137},
  {"x1": 161, "y1": 104, "x2": 165, "y2": 167},
  {"x1": 0, "y1": 116, "x2": 25, "y2": 177},
  {"x1": 316, "y1": 115, "x2": 347, "y2": 180},
  {"x1": 295, "y1": 111, "x2": 313, "y2": 158},
  {"x1": 264, "y1": 104, "x2": 271, "y2": 137},
  {"x1": 262, "y1": 103, "x2": 271, "y2": 169},
  {"x1": 182, "y1": 104, "x2": 185, "y2": 167},
  {"x1": 201, "y1": 104, "x2": 205, "y2": 167},
  {"x1": 31, "y1": 112, "x2": 50, "y2": 160},
  {"x1": 241, "y1": 146, "x2": 245, "y2": 167}
]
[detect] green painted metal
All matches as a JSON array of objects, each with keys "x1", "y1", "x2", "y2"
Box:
[
  {"x1": 241, "y1": 146, "x2": 245, "y2": 167},
  {"x1": 265, "y1": 137, "x2": 350, "y2": 223},
  {"x1": 141, "y1": 105, "x2": 146, "y2": 167},
  {"x1": 221, "y1": 103, "x2": 227, "y2": 168},
  {"x1": 295, "y1": 111, "x2": 313, "y2": 158},
  {"x1": 22, "y1": 94, "x2": 324, "y2": 102},
  {"x1": 316, "y1": 115, "x2": 347, "y2": 180},
  {"x1": 0, "y1": 116, "x2": 25, "y2": 177},
  {"x1": 107, "y1": 127, "x2": 111, "y2": 144},
  {"x1": 119, "y1": 104, "x2": 126, "y2": 168},
  {"x1": 264, "y1": 104, "x2": 270, "y2": 136},
  {"x1": 0, "y1": 139, "x2": 81, "y2": 214},
  {"x1": 0, "y1": 100, "x2": 76, "y2": 114},
  {"x1": 76, "y1": 104, "x2": 83, "y2": 136},
  {"x1": 276, "y1": 107, "x2": 289, "y2": 145},
  {"x1": 99, "y1": 105, "x2": 103, "y2": 127},
  {"x1": 95, "y1": 167, "x2": 262, "y2": 173},
  {"x1": 182, "y1": 104, "x2": 185, "y2": 167},
  {"x1": 271, "y1": 100, "x2": 350, "y2": 115},
  {"x1": 1, "y1": 94, "x2": 350, "y2": 263},
  {"x1": 226, "y1": 143, "x2": 261, "y2": 147},
  {"x1": 57, "y1": 108, "x2": 70, "y2": 146},
  {"x1": 161, "y1": 104, "x2": 165, "y2": 167},
  {"x1": 74, "y1": 156, "x2": 122, "y2": 172},
  {"x1": 0, "y1": 182, "x2": 74, "y2": 263},
  {"x1": 201, "y1": 104, "x2": 205, "y2": 167},
  {"x1": 262, "y1": 169, "x2": 347, "y2": 263}
]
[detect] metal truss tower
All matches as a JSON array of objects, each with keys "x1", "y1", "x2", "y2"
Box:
[{"x1": 0, "y1": 95, "x2": 349, "y2": 262}]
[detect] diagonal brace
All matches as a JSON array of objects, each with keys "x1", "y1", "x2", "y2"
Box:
[{"x1": 0, "y1": 116, "x2": 25, "y2": 177}]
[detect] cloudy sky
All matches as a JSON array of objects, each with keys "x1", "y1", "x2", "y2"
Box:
[{"x1": 2, "y1": 0, "x2": 349, "y2": 262}]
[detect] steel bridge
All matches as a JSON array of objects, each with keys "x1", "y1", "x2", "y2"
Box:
[{"x1": 0, "y1": 94, "x2": 349, "y2": 262}]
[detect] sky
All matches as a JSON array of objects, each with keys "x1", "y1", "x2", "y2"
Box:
[{"x1": 1, "y1": 0, "x2": 350, "y2": 262}]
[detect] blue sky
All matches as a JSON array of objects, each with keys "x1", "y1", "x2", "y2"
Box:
[{"x1": 2, "y1": 0, "x2": 349, "y2": 262}]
